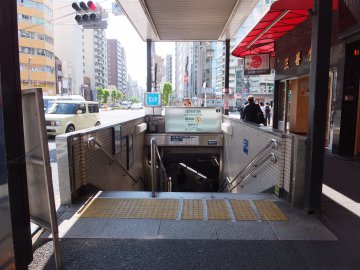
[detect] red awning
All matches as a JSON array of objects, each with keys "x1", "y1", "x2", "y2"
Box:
[{"x1": 232, "y1": 0, "x2": 338, "y2": 58}]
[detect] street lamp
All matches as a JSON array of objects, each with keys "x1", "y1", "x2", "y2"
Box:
[{"x1": 27, "y1": 56, "x2": 32, "y2": 88}]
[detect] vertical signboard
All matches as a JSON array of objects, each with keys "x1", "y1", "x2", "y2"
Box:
[{"x1": 22, "y1": 89, "x2": 62, "y2": 269}]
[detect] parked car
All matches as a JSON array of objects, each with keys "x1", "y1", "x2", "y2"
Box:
[
  {"x1": 45, "y1": 100, "x2": 100, "y2": 135},
  {"x1": 43, "y1": 95, "x2": 85, "y2": 111},
  {"x1": 119, "y1": 101, "x2": 132, "y2": 109},
  {"x1": 131, "y1": 103, "x2": 143, "y2": 110}
]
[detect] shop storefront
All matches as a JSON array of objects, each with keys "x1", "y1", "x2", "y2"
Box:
[{"x1": 233, "y1": 0, "x2": 360, "y2": 156}]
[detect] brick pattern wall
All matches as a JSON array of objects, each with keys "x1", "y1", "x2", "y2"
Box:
[
  {"x1": 69, "y1": 118, "x2": 146, "y2": 196},
  {"x1": 221, "y1": 117, "x2": 291, "y2": 194}
]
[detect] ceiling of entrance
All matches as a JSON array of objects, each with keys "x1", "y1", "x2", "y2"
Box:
[{"x1": 116, "y1": 0, "x2": 258, "y2": 41}]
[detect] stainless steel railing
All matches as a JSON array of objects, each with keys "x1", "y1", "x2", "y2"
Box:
[
  {"x1": 219, "y1": 139, "x2": 278, "y2": 192},
  {"x1": 87, "y1": 137, "x2": 141, "y2": 184},
  {"x1": 150, "y1": 138, "x2": 171, "y2": 197},
  {"x1": 228, "y1": 153, "x2": 277, "y2": 192}
]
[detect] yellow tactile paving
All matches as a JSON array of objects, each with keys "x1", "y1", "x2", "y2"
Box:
[
  {"x1": 230, "y1": 200, "x2": 258, "y2": 221},
  {"x1": 207, "y1": 200, "x2": 230, "y2": 221},
  {"x1": 77, "y1": 198, "x2": 288, "y2": 222},
  {"x1": 254, "y1": 200, "x2": 288, "y2": 221},
  {"x1": 78, "y1": 198, "x2": 179, "y2": 220},
  {"x1": 181, "y1": 199, "x2": 203, "y2": 220}
]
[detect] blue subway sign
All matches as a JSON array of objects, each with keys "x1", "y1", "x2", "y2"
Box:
[{"x1": 145, "y1": 92, "x2": 162, "y2": 107}]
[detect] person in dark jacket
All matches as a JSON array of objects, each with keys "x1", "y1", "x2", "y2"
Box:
[{"x1": 241, "y1": 95, "x2": 265, "y2": 125}]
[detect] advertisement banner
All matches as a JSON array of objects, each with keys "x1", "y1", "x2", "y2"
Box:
[{"x1": 244, "y1": 54, "x2": 271, "y2": 75}]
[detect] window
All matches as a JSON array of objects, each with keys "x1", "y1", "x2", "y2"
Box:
[
  {"x1": 78, "y1": 103, "x2": 86, "y2": 113},
  {"x1": 88, "y1": 104, "x2": 99, "y2": 113}
]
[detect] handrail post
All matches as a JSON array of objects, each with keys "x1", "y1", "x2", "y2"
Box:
[
  {"x1": 168, "y1": 177, "x2": 172, "y2": 192},
  {"x1": 150, "y1": 138, "x2": 157, "y2": 197}
]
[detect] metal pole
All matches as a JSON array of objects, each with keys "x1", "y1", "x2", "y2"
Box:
[
  {"x1": 168, "y1": 177, "x2": 172, "y2": 192},
  {"x1": 154, "y1": 63, "x2": 157, "y2": 92},
  {"x1": 147, "y1": 39, "x2": 152, "y2": 92},
  {"x1": 150, "y1": 138, "x2": 157, "y2": 197},
  {"x1": 304, "y1": 0, "x2": 333, "y2": 213},
  {"x1": 224, "y1": 39, "x2": 230, "y2": 115}
]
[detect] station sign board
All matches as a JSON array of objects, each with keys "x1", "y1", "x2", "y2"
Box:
[
  {"x1": 144, "y1": 92, "x2": 162, "y2": 107},
  {"x1": 165, "y1": 107, "x2": 222, "y2": 133}
]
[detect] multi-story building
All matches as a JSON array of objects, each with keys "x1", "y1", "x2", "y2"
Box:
[
  {"x1": 153, "y1": 54, "x2": 164, "y2": 92},
  {"x1": 175, "y1": 42, "x2": 192, "y2": 100},
  {"x1": 176, "y1": 42, "x2": 216, "y2": 104},
  {"x1": 215, "y1": 40, "x2": 237, "y2": 94},
  {"x1": 165, "y1": 55, "x2": 172, "y2": 84},
  {"x1": 53, "y1": 0, "x2": 83, "y2": 95},
  {"x1": 119, "y1": 47, "x2": 127, "y2": 93},
  {"x1": 17, "y1": 0, "x2": 56, "y2": 95},
  {"x1": 55, "y1": 57, "x2": 62, "y2": 94},
  {"x1": 61, "y1": 61, "x2": 72, "y2": 95},
  {"x1": 107, "y1": 39, "x2": 127, "y2": 93},
  {"x1": 126, "y1": 76, "x2": 141, "y2": 100},
  {"x1": 83, "y1": 28, "x2": 108, "y2": 91}
]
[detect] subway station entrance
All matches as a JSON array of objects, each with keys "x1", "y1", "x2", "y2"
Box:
[{"x1": 2, "y1": 0, "x2": 360, "y2": 269}]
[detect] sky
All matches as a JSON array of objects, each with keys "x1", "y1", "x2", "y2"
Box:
[{"x1": 104, "y1": 2, "x2": 175, "y2": 89}]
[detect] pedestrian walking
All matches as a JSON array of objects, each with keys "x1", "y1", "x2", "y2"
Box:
[
  {"x1": 241, "y1": 95, "x2": 266, "y2": 125},
  {"x1": 265, "y1": 102, "x2": 271, "y2": 126}
]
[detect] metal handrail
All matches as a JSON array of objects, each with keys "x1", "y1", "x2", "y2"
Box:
[
  {"x1": 87, "y1": 137, "x2": 140, "y2": 184},
  {"x1": 151, "y1": 138, "x2": 171, "y2": 197},
  {"x1": 155, "y1": 146, "x2": 170, "y2": 189},
  {"x1": 219, "y1": 139, "x2": 278, "y2": 192},
  {"x1": 229, "y1": 153, "x2": 277, "y2": 192},
  {"x1": 150, "y1": 138, "x2": 157, "y2": 197}
]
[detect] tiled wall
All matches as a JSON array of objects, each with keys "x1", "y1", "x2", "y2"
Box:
[
  {"x1": 221, "y1": 116, "x2": 306, "y2": 205},
  {"x1": 57, "y1": 114, "x2": 306, "y2": 206},
  {"x1": 58, "y1": 117, "x2": 146, "y2": 202}
]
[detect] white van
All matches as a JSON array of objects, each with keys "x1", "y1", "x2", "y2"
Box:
[
  {"x1": 43, "y1": 95, "x2": 85, "y2": 111},
  {"x1": 45, "y1": 100, "x2": 100, "y2": 135}
]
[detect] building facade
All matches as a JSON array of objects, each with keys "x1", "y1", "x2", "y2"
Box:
[
  {"x1": 153, "y1": 54, "x2": 165, "y2": 92},
  {"x1": 17, "y1": 0, "x2": 56, "y2": 95},
  {"x1": 83, "y1": 28, "x2": 108, "y2": 91},
  {"x1": 175, "y1": 42, "x2": 192, "y2": 100},
  {"x1": 165, "y1": 54, "x2": 172, "y2": 84},
  {"x1": 107, "y1": 39, "x2": 127, "y2": 93}
]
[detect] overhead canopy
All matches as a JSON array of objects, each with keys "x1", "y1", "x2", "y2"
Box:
[
  {"x1": 232, "y1": 0, "x2": 339, "y2": 58},
  {"x1": 116, "y1": 0, "x2": 259, "y2": 41}
]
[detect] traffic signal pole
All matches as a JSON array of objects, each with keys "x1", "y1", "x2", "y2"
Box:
[
  {"x1": 147, "y1": 39, "x2": 152, "y2": 92},
  {"x1": 224, "y1": 39, "x2": 230, "y2": 115}
]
